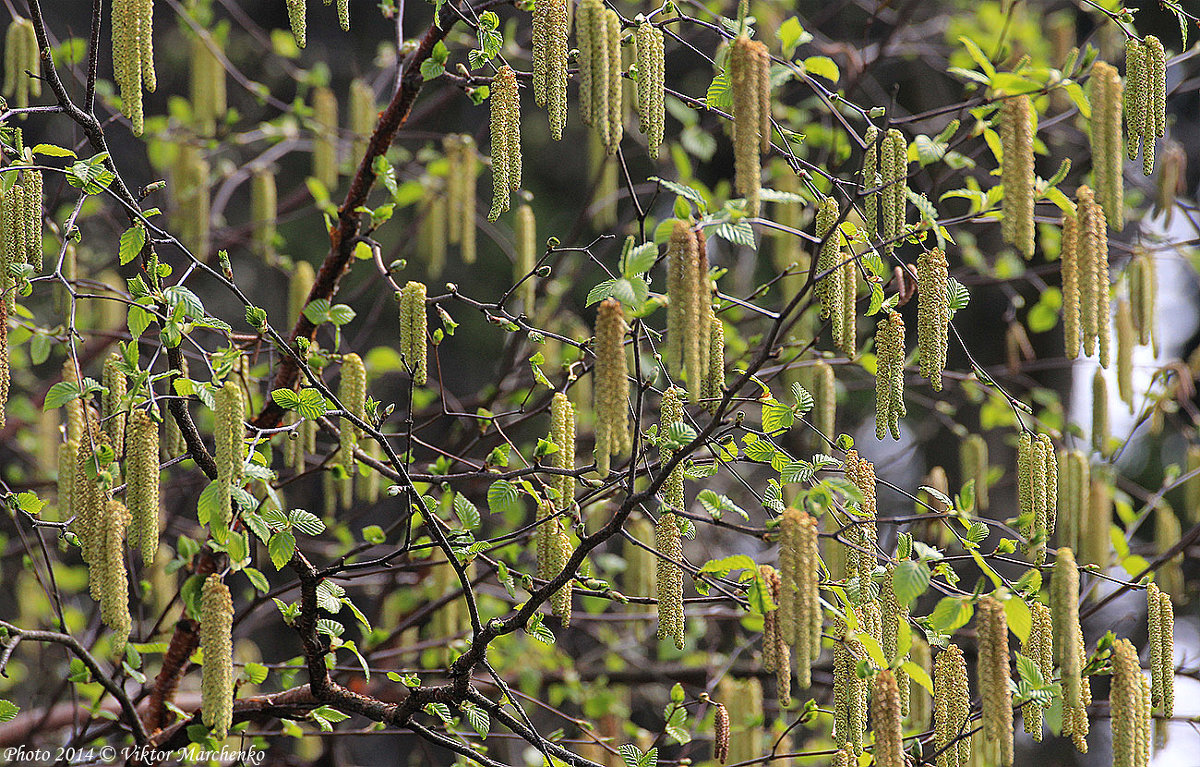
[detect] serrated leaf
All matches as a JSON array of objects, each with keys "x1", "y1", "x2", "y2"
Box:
[
  {"x1": 119, "y1": 224, "x2": 146, "y2": 265},
  {"x1": 487, "y1": 480, "x2": 521, "y2": 515},
  {"x1": 622, "y1": 242, "x2": 658, "y2": 277},
  {"x1": 32, "y1": 143, "x2": 76, "y2": 158},
  {"x1": 650, "y1": 179, "x2": 707, "y2": 213},
  {"x1": 761, "y1": 399, "x2": 794, "y2": 434},
  {"x1": 586, "y1": 278, "x2": 619, "y2": 307},
  {"x1": 713, "y1": 220, "x2": 755, "y2": 247},
  {"x1": 289, "y1": 509, "x2": 325, "y2": 536},
  {"x1": 268, "y1": 530, "x2": 296, "y2": 569},
  {"x1": 891, "y1": 560, "x2": 931, "y2": 606},
  {"x1": 929, "y1": 596, "x2": 974, "y2": 633},
  {"x1": 453, "y1": 494, "x2": 481, "y2": 530},
  {"x1": 696, "y1": 489, "x2": 748, "y2": 520}
]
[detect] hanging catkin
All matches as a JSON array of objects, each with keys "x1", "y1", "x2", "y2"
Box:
[
  {"x1": 1092, "y1": 369, "x2": 1109, "y2": 455},
  {"x1": 311, "y1": 86, "x2": 339, "y2": 190},
  {"x1": 349, "y1": 78, "x2": 375, "y2": 162},
  {"x1": 549, "y1": 518, "x2": 572, "y2": 625},
  {"x1": 713, "y1": 701, "x2": 730, "y2": 764},
  {"x1": 3, "y1": 17, "x2": 41, "y2": 110},
  {"x1": 515, "y1": 204, "x2": 537, "y2": 311},
  {"x1": 101, "y1": 352, "x2": 128, "y2": 455},
  {"x1": 1090, "y1": 61, "x2": 1124, "y2": 227},
  {"x1": 1125, "y1": 37, "x2": 1167, "y2": 176},
  {"x1": 172, "y1": 145, "x2": 211, "y2": 258},
  {"x1": 1000, "y1": 95, "x2": 1035, "y2": 258},
  {"x1": 908, "y1": 633, "x2": 931, "y2": 730},
  {"x1": 842, "y1": 450, "x2": 878, "y2": 603},
  {"x1": 214, "y1": 381, "x2": 245, "y2": 537},
  {"x1": 977, "y1": 596, "x2": 1014, "y2": 765},
  {"x1": 959, "y1": 434, "x2": 988, "y2": 510},
  {"x1": 1018, "y1": 432, "x2": 1057, "y2": 566},
  {"x1": 812, "y1": 359, "x2": 836, "y2": 439},
  {"x1": 1061, "y1": 203, "x2": 1082, "y2": 359},
  {"x1": 635, "y1": 22, "x2": 666, "y2": 158},
  {"x1": 112, "y1": 0, "x2": 155, "y2": 135},
  {"x1": 1075, "y1": 186, "x2": 1111, "y2": 365},
  {"x1": 189, "y1": 30, "x2": 226, "y2": 136},
  {"x1": 701, "y1": 315, "x2": 725, "y2": 413},
  {"x1": 0, "y1": 302, "x2": 7, "y2": 428},
  {"x1": 815, "y1": 197, "x2": 841, "y2": 322},
  {"x1": 730, "y1": 35, "x2": 770, "y2": 216},
  {"x1": 1155, "y1": 141, "x2": 1185, "y2": 225},
  {"x1": 779, "y1": 507, "x2": 820, "y2": 689},
  {"x1": 880, "y1": 565, "x2": 909, "y2": 714},
  {"x1": 874, "y1": 310, "x2": 905, "y2": 440},
  {"x1": 656, "y1": 386, "x2": 686, "y2": 648},
  {"x1": 666, "y1": 222, "x2": 711, "y2": 402},
  {"x1": 833, "y1": 619, "x2": 868, "y2": 755},
  {"x1": 96, "y1": 498, "x2": 132, "y2": 655},
  {"x1": 1116, "y1": 299, "x2": 1134, "y2": 411},
  {"x1": 532, "y1": 0, "x2": 568, "y2": 139},
  {"x1": 1052, "y1": 547, "x2": 1090, "y2": 752},
  {"x1": 488, "y1": 66, "x2": 521, "y2": 221},
  {"x1": 200, "y1": 574, "x2": 234, "y2": 739},
  {"x1": 917, "y1": 247, "x2": 950, "y2": 390},
  {"x1": 250, "y1": 169, "x2": 276, "y2": 259},
  {"x1": 758, "y1": 565, "x2": 791, "y2": 705},
  {"x1": 1023, "y1": 601, "x2": 1053, "y2": 740},
  {"x1": 550, "y1": 392, "x2": 576, "y2": 510},
  {"x1": 622, "y1": 517, "x2": 656, "y2": 610},
  {"x1": 1154, "y1": 503, "x2": 1183, "y2": 600},
  {"x1": 444, "y1": 134, "x2": 478, "y2": 263},
  {"x1": 1127, "y1": 249, "x2": 1156, "y2": 351},
  {"x1": 285, "y1": 0, "x2": 306, "y2": 47},
  {"x1": 934, "y1": 643, "x2": 971, "y2": 767},
  {"x1": 578, "y1": 0, "x2": 622, "y2": 153},
  {"x1": 871, "y1": 669, "x2": 904, "y2": 767},
  {"x1": 398, "y1": 281, "x2": 428, "y2": 386},
  {"x1": 1057, "y1": 449, "x2": 1089, "y2": 554},
  {"x1": 1147, "y1": 582, "x2": 1174, "y2": 718},
  {"x1": 126, "y1": 409, "x2": 160, "y2": 562},
  {"x1": 338, "y1": 353, "x2": 366, "y2": 504},
  {"x1": 594, "y1": 299, "x2": 630, "y2": 476},
  {"x1": 1112, "y1": 637, "x2": 1149, "y2": 767}
]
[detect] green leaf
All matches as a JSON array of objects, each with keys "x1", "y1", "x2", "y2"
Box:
[
  {"x1": 929, "y1": 595, "x2": 974, "y2": 633},
  {"x1": 650, "y1": 179, "x2": 708, "y2": 214},
  {"x1": 705, "y1": 68, "x2": 732, "y2": 111},
  {"x1": 696, "y1": 489, "x2": 748, "y2": 520},
  {"x1": 761, "y1": 399, "x2": 794, "y2": 434},
  {"x1": 295, "y1": 388, "x2": 328, "y2": 419},
  {"x1": 891, "y1": 560, "x2": 931, "y2": 606},
  {"x1": 43, "y1": 380, "x2": 82, "y2": 411},
  {"x1": 801, "y1": 55, "x2": 839, "y2": 82},
  {"x1": 622, "y1": 242, "x2": 658, "y2": 277},
  {"x1": 713, "y1": 220, "x2": 755, "y2": 248},
  {"x1": 901, "y1": 660, "x2": 933, "y2": 693},
  {"x1": 119, "y1": 224, "x2": 146, "y2": 265},
  {"x1": 128, "y1": 303, "x2": 155, "y2": 340},
  {"x1": 243, "y1": 662, "x2": 269, "y2": 684},
  {"x1": 487, "y1": 480, "x2": 521, "y2": 515},
  {"x1": 698, "y1": 554, "x2": 757, "y2": 578},
  {"x1": 586, "y1": 278, "x2": 618, "y2": 307},
  {"x1": 957, "y1": 35, "x2": 996, "y2": 79},
  {"x1": 362, "y1": 525, "x2": 386, "y2": 544},
  {"x1": 328, "y1": 304, "x2": 356, "y2": 326},
  {"x1": 1004, "y1": 594, "x2": 1032, "y2": 644},
  {"x1": 289, "y1": 509, "x2": 325, "y2": 535},
  {"x1": 0, "y1": 699, "x2": 19, "y2": 723},
  {"x1": 663, "y1": 422, "x2": 697, "y2": 449},
  {"x1": 453, "y1": 494, "x2": 481, "y2": 530},
  {"x1": 777, "y1": 17, "x2": 812, "y2": 57},
  {"x1": 32, "y1": 143, "x2": 76, "y2": 158},
  {"x1": 272, "y1": 388, "x2": 301, "y2": 410},
  {"x1": 268, "y1": 530, "x2": 297, "y2": 569}
]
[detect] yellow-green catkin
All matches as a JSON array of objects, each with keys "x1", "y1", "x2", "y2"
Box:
[
  {"x1": 977, "y1": 596, "x2": 1014, "y2": 765},
  {"x1": 200, "y1": 574, "x2": 234, "y2": 739},
  {"x1": 398, "y1": 281, "x2": 428, "y2": 386},
  {"x1": 172, "y1": 144, "x2": 211, "y2": 258},
  {"x1": 515, "y1": 204, "x2": 537, "y2": 312},
  {"x1": 718, "y1": 676, "x2": 764, "y2": 765},
  {"x1": 0, "y1": 168, "x2": 45, "y2": 276},
  {"x1": 550, "y1": 392, "x2": 576, "y2": 510},
  {"x1": 250, "y1": 169, "x2": 277, "y2": 259},
  {"x1": 126, "y1": 409, "x2": 160, "y2": 562},
  {"x1": 882, "y1": 129, "x2": 908, "y2": 257},
  {"x1": 548, "y1": 518, "x2": 573, "y2": 625},
  {"x1": 1061, "y1": 204, "x2": 1082, "y2": 359},
  {"x1": 1116, "y1": 298, "x2": 1134, "y2": 412},
  {"x1": 1090, "y1": 61, "x2": 1124, "y2": 227},
  {"x1": 577, "y1": 0, "x2": 622, "y2": 153},
  {"x1": 1023, "y1": 601, "x2": 1053, "y2": 740},
  {"x1": 832, "y1": 744, "x2": 856, "y2": 767},
  {"x1": 1052, "y1": 547, "x2": 1090, "y2": 752},
  {"x1": 76, "y1": 440, "x2": 109, "y2": 576},
  {"x1": 0, "y1": 304, "x2": 8, "y2": 429},
  {"x1": 1127, "y1": 249, "x2": 1156, "y2": 352},
  {"x1": 1126, "y1": 37, "x2": 1166, "y2": 176},
  {"x1": 1057, "y1": 449, "x2": 1090, "y2": 554},
  {"x1": 635, "y1": 22, "x2": 666, "y2": 158},
  {"x1": 730, "y1": 35, "x2": 770, "y2": 216},
  {"x1": 488, "y1": 66, "x2": 521, "y2": 221},
  {"x1": 588, "y1": 127, "x2": 618, "y2": 229},
  {"x1": 934, "y1": 643, "x2": 970, "y2": 767},
  {"x1": 779, "y1": 507, "x2": 820, "y2": 689},
  {"x1": 311, "y1": 86, "x2": 339, "y2": 190},
  {"x1": 666, "y1": 222, "x2": 710, "y2": 402},
  {"x1": 622, "y1": 517, "x2": 656, "y2": 611},
  {"x1": 872, "y1": 669, "x2": 904, "y2": 767},
  {"x1": 1112, "y1": 637, "x2": 1147, "y2": 767},
  {"x1": 189, "y1": 30, "x2": 226, "y2": 136},
  {"x1": 1154, "y1": 503, "x2": 1183, "y2": 600},
  {"x1": 701, "y1": 315, "x2": 725, "y2": 413},
  {"x1": 532, "y1": 0, "x2": 569, "y2": 139},
  {"x1": 214, "y1": 381, "x2": 245, "y2": 537},
  {"x1": 102, "y1": 352, "x2": 128, "y2": 455},
  {"x1": 880, "y1": 565, "x2": 910, "y2": 714},
  {"x1": 815, "y1": 197, "x2": 841, "y2": 323},
  {"x1": 348, "y1": 78, "x2": 374, "y2": 163},
  {"x1": 3, "y1": 17, "x2": 41, "y2": 110},
  {"x1": 917, "y1": 247, "x2": 950, "y2": 390},
  {"x1": 713, "y1": 700, "x2": 730, "y2": 765},
  {"x1": 960, "y1": 434, "x2": 989, "y2": 510},
  {"x1": 759, "y1": 565, "x2": 791, "y2": 705},
  {"x1": 444, "y1": 134, "x2": 478, "y2": 263},
  {"x1": 289, "y1": 260, "x2": 315, "y2": 324},
  {"x1": 1147, "y1": 582, "x2": 1174, "y2": 719},
  {"x1": 842, "y1": 450, "x2": 878, "y2": 602},
  {"x1": 833, "y1": 619, "x2": 867, "y2": 755},
  {"x1": 285, "y1": 0, "x2": 307, "y2": 47},
  {"x1": 812, "y1": 359, "x2": 836, "y2": 440},
  {"x1": 1000, "y1": 95, "x2": 1035, "y2": 258},
  {"x1": 594, "y1": 298, "x2": 630, "y2": 476},
  {"x1": 1187, "y1": 446, "x2": 1200, "y2": 526},
  {"x1": 656, "y1": 386, "x2": 686, "y2": 648},
  {"x1": 602, "y1": 9, "x2": 622, "y2": 153},
  {"x1": 1092, "y1": 368, "x2": 1109, "y2": 455},
  {"x1": 909, "y1": 633, "x2": 932, "y2": 730},
  {"x1": 338, "y1": 352, "x2": 366, "y2": 504},
  {"x1": 112, "y1": 0, "x2": 155, "y2": 135},
  {"x1": 97, "y1": 499, "x2": 132, "y2": 654},
  {"x1": 874, "y1": 310, "x2": 905, "y2": 440},
  {"x1": 1155, "y1": 141, "x2": 1185, "y2": 225}
]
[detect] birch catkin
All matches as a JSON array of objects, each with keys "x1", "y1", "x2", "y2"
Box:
[
  {"x1": 488, "y1": 66, "x2": 521, "y2": 221},
  {"x1": 515, "y1": 204, "x2": 537, "y2": 311},
  {"x1": 578, "y1": 0, "x2": 622, "y2": 152},
  {"x1": 874, "y1": 310, "x2": 905, "y2": 440},
  {"x1": 1075, "y1": 186, "x2": 1110, "y2": 365},
  {"x1": 656, "y1": 387, "x2": 687, "y2": 647},
  {"x1": 1023, "y1": 601, "x2": 1053, "y2": 740},
  {"x1": 349, "y1": 78, "x2": 375, "y2": 162},
  {"x1": 1090, "y1": 61, "x2": 1124, "y2": 227},
  {"x1": 200, "y1": 574, "x2": 234, "y2": 739},
  {"x1": 960, "y1": 434, "x2": 989, "y2": 510},
  {"x1": 635, "y1": 22, "x2": 666, "y2": 158},
  {"x1": 1112, "y1": 638, "x2": 1147, "y2": 767},
  {"x1": 311, "y1": 86, "x2": 339, "y2": 190},
  {"x1": 126, "y1": 409, "x2": 160, "y2": 562},
  {"x1": 779, "y1": 507, "x2": 820, "y2": 688},
  {"x1": 112, "y1": 0, "x2": 155, "y2": 135},
  {"x1": 397, "y1": 282, "x2": 428, "y2": 386},
  {"x1": 594, "y1": 299, "x2": 630, "y2": 476},
  {"x1": 1062, "y1": 205, "x2": 1081, "y2": 359},
  {"x1": 532, "y1": 0, "x2": 569, "y2": 139},
  {"x1": 338, "y1": 353, "x2": 366, "y2": 502},
  {"x1": 1000, "y1": 95, "x2": 1035, "y2": 258},
  {"x1": 1052, "y1": 547, "x2": 1089, "y2": 752},
  {"x1": 1116, "y1": 299, "x2": 1134, "y2": 411},
  {"x1": 978, "y1": 596, "x2": 1014, "y2": 765},
  {"x1": 1147, "y1": 582, "x2": 1174, "y2": 718},
  {"x1": 759, "y1": 565, "x2": 791, "y2": 705},
  {"x1": 3, "y1": 18, "x2": 41, "y2": 110},
  {"x1": 102, "y1": 353, "x2": 128, "y2": 455},
  {"x1": 250, "y1": 169, "x2": 277, "y2": 259},
  {"x1": 730, "y1": 35, "x2": 770, "y2": 216},
  {"x1": 666, "y1": 222, "x2": 710, "y2": 402},
  {"x1": 934, "y1": 643, "x2": 970, "y2": 767},
  {"x1": 701, "y1": 315, "x2": 725, "y2": 413},
  {"x1": 214, "y1": 381, "x2": 245, "y2": 536},
  {"x1": 444, "y1": 135, "x2": 478, "y2": 263},
  {"x1": 812, "y1": 360, "x2": 836, "y2": 440},
  {"x1": 189, "y1": 30, "x2": 226, "y2": 136},
  {"x1": 871, "y1": 669, "x2": 904, "y2": 767},
  {"x1": 172, "y1": 145, "x2": 211, "y2": 258},
  {"x1": 917, "y1": 248, "x2": 950, "y2": 390},
  {"x1": 815, "y1": 197, "x2": 841, "y2": 323},
  {"x1": 1127, "y1": 249, "x2": 1156, "y2": 350},
  {"x1": 550, "y1": 392, "x2": 576, "y2": 510},
  {"x1": 1126, "y1": 37, "x2": 1167, "y2": 176}
]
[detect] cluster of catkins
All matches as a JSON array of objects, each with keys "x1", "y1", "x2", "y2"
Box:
[
  {"x1": 1061, "y1": 186, "x2": 1111, "y2": 364},
  {"x1": 916, "y1": 248, "x2": 950, "y2": 390},
  {"x1": 1017, "y1": 431, "x2": 1058, "y2": 565},
  {"x1": 397, "y1": 281, "x2": 428, "y2": 386},
  {"x1": 593, "y1": 298, "x2": 630, "y2": 476},
  {"x1": 442, "y1": 134, "x2": 478, "y2": 264},
  {"x1": 2, "y1": 164, "x2": 44, "y2": 311},
  {"x1": 112, "y1": 0, "x2": 155, "y2": 135},
  {"x1": 999, "y1": 95, "x2": 1035, "y2": 258},
  {"x1": 863, "y1": 127, "x2": 908, "y2": 257},
  {"x1": 531, "y1": 0, "x2": 568, "y2": 139},
  {"x1": 1125, "y1": 36, "x2": 1167, "y2": 176},
  {"x1": 634, "y1": 21, "x2": 666, "y2": 158},
  {"x1": 666, "y1": 222, "x2": 723, "y2": 404},
  {"x1": 874, "y1": 310, "x2": 905, "y2": 440},
  {"x1": 535, "y1": 498, "x2": 574, "y2": 626},
  {"x1": 3, "y1": 17, "x2": 41, "y2": 109},
  {"x1": 1090, "y1": 61, "x2": 1125, "y2": 225},
  {"x1": 655, "y1": 386, "x2": 687, "y2": 649},
  {"x1": 578, "y1": 0, "x2": 623, "y2": 154},
  {"x1": 189, "y1": 30, "x2": 227, "y2": 136},
  {"x1": 729, "y1": 35, "x2": 771, "y2": 216},
  {"x1": 488, "y1": 66, "x2": 522, "y2": 221},
  {"x1": 776, "y1": 509, "x2": 821, "y2": 690},
  {"x1": 284, "y1": 0, "x2": 350, "y2": 48},
  {"x1": 814, "y1": 197, "x2": 856, "y2": 357}
]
